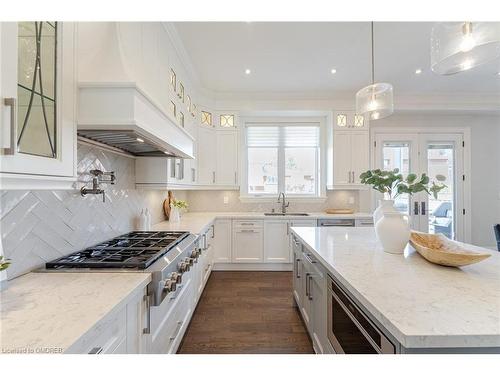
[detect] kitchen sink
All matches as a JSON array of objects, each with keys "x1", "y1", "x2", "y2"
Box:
[{"x1": 264, "y1": 212, "x2": 310, "y2": 216}]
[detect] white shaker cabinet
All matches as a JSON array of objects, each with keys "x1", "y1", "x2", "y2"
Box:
[
  {"x1": 265, "y1": 219, "x2": 316, "y2": 263},
  {"x1": 232, "y1": 220, "x2": 263, "y2": 263},
  {"x1": 0, "y1": 22, "x2": 77, "y2": 190},
  {"x1": 197, "y1": 126, "x2": 217, "y2": 185},
  {"x1": 213, "y1": 219, "x2": 232, "y2": 263},
  {"x1": 215, "y1": 130, "x2": 238, "y2": 186},
  {"x1": 333, "y1": 130, "x2": 369, "y2": 187},
  {"x1": 264, "y1": 220, "x2": 290, "y2": 263}
]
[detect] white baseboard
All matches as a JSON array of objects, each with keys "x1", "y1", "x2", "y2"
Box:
[{"x1": 212, "y1": 263, "x2": 293, "y2": 271}]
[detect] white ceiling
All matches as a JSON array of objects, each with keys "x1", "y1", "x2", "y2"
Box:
[{"x1": 173, "y1": 22, "x2": 500, "y2": 97}]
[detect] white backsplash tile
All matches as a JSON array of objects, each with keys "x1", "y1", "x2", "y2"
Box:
[
  {"x1": 0, "y1": 144, "x2": 168, "y2": 280},
  {"x1": 184, "y1": 189, "x2": 363, "y2": 213}
]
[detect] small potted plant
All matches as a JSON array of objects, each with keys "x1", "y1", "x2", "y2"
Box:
[
  {"x1": 170, "y1": 199, "x2": 188, "y2": 222},
  {"x1": 360, "y1": 168, "x2": 446, "y2": 254}
]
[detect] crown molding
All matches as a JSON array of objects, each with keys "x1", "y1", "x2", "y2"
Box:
[{"x1": 161, "y1": 22, "x2": 204, "y2": 92}]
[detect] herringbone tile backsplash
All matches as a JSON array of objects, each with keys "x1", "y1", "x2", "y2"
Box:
[{"x1": 0, "y1": 143, "x2": 167, "y2": 280}]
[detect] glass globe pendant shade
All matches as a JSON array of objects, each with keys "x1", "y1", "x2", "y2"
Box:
[
  {"x1": 355, "y1": 82, "x2": 394, "y2": 121},
  {"x1": 431, "y1": 22, "x2": 500, "y2": 75}
]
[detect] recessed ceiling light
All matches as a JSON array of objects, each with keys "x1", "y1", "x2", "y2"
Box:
[
  {"x1": 415, "y1": 68, "x2": 422, "y2": 75},
  {"x1": 331, "y1": 68, "x2": 337, "y2": 74},
  {"x1": 245, "y1": 69, "x2": 251, "y2": 75},
  {"x1": 136, "y1": 137, "x2": 144, "y2": 143},
  {"x1": 497, "y1": 71, "x2": 500, "y2": 76}
]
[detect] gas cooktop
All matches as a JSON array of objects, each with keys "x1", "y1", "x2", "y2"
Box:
[{"x1": 46, "y1": 231, "x2": 190, "y2": 270}]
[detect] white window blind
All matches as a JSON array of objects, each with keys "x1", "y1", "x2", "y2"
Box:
[{"x1": 246, "y1": 125, "x2": 320, "y2": 148}]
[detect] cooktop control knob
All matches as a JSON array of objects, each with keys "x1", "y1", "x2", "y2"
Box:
[
  {"x1": 190, "y1": 250, "x2": 199, "y2": 262},
  {"x1": 170, "y1": 272, "x2": 182, "y2": 284},
  {"x1": 178, "y1": 261, "x2": 189, "y2": 273},
  {"x1": 163, "y1": 279, "x2": 177, "y2": 294},
  {"x1": 185, "y1": 257, "x2": 194, "y2": 266}
]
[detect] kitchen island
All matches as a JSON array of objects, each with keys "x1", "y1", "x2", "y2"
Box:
[{"x1": 291, "y1": 226, "x2": 500, "y2": 353}]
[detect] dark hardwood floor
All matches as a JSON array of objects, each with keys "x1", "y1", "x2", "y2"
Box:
[{"x1": 178, "y1": 271, "x2": 314, "y2": 354}]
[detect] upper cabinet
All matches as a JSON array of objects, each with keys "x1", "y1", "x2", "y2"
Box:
[
  {"x1": 331, "y1": 110, "x2": 369, "y2": 189},
  {"x1": 0, "y1": 22, "x2": 76, "y2": 190},
  {"x1": 334, "y1": 110, "x2": 369, "y2": 131},
  {"x1": 197, "y1": 112, "x2": 239, "y2": 188}
]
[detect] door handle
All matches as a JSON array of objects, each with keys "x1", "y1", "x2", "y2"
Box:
[
  {"x1": 295, "y1": 258, "x2": 301, "y2": 278},
  {"x1": 351, "y1": 171, "x2": 355, "y2": 183},
  {"x1": 421, "y1": 201, "x2": 426, "y2": 215},
  {"x1": 305, "y1": 272, "x2": 310, "y2": 297},
  {"x1": 414, "y1": 201, "x2": 420, "y2": 215},
  {"x1": 143, "y1": 294, "x2": 151, "y2": 334},
  {"x1": 234, "y1": 171, "x2": 237, "y2": 185},
  {"x1": 2, "y1": 98, "x2": 17, "y2": 155},
  {"x1": 308, "y1": 275, "x2": 313, "y2": 301},
  {"x1": 212, "y1": 171, "x2": 216, "y2": 184},
  {"x1": 169, "y1": 321, "x2": 183, "y2": 341},
  {"x1": 88, "y1": 347, "x2": 103, "y2": 354}
]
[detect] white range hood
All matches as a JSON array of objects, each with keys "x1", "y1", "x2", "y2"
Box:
[
  {"x1": 76, "y1": 23, "x2": 194, "y2": 158},
  {"x1": 78, "y1": 83, "x2": 194, "y2": 158}
]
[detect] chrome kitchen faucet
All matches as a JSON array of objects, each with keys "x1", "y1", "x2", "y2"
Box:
[{"x1": 278, "y1": 192, "x2": 290, "y2": 214}]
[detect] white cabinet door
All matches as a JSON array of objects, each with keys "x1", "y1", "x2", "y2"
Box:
[
  {"x1": 310, "y1": 270, "x2": 329, "y2": 354},
  {"x1": 292, "y1": 237, "x2": 303, "y2": 307},
  {"x1": 333, "y1": 131, "x2": 369, "y2": 187},
  {"x1": 197, "y1": 126, "x2": 217, "y2": 185},
  {"x1": 264, "y1": 220, "x2": 290, "y2": 263},
  {"x1": 215, "y1": 130, "x2": 238, "y2": 186},
  {"x1": 333, "y1": 131, "x2": 352, "y2": 185},
  {"x1": 350, "y1": 131, "x2": 369, "y2": 184},
  {"x1": 1, "y1": 22, "x2": 77, "y2": 189},
  {"x1": 213, "y1": 219, "x2": 231, "y2": 263},
  {"x1": 232, "y1": 227, "x2": 263, "y2": 263}
]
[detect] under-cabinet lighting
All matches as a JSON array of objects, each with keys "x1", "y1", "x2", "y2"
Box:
[{"x1": 136, "y1": 138, "x2": 144, "y2": 143}]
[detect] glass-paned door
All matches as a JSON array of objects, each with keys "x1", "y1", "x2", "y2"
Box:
[
  {"x1": 375, "y1": 133, "x2": 465, "y2": 240},
  {"x1": 375, "y1": 134, "x2": 419, "y2": 228},
  {"x1": 417, "y1": 134, "x2": 464, "y2": 240}
]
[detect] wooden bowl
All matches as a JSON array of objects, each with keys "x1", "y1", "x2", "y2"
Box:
[{"x1": 409, "y1": 231, "x2": 491, "y2": 267}]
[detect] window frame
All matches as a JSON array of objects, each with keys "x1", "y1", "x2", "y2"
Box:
[{"x1": 240, "y1": 116, "x2": 327, "y2": 202}]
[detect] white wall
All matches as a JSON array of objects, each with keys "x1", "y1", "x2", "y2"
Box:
[{"x1": 371, "y1": 112, "x2": 500, "y2": 247}]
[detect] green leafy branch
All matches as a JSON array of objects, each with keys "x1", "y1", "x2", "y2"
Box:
[
  {"x1": 171, "y1": 199, "x2": 189, "y2": 210},
  {"x1": 359, "y1": 168, "x2": 447, "y2": 199},
  {"x1": 0, "y1": 255, "x2": 11, "y2": 272}
]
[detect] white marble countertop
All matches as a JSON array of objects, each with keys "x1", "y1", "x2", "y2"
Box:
[
  {"x1": 291, "y1": 226, "x2": 500, "y2": 349},
  {"x1": 0, "y1": 272, "x2": 151, "y2": 353},
  {"x1": 153, "y1": 211, "x2": 373, "y2": 234}
]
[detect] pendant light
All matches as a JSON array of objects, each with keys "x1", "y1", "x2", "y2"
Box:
[
  {"x1": 356, "y1": 22, "x2": 394, "y2": 121},
  {"x1": 431, "y1": 22, "x2": 500, "y2": 75}
]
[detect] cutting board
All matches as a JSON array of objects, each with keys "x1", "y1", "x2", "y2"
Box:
[
  {"x1": 325, "y1": 208, "x2": 354, "y2": 214},
  {"x1": 163, "y1": 191, "x2": 174, "y2": 219}
]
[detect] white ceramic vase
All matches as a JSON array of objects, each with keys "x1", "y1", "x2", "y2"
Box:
[
  {"x1": 373, "y1": 199, "x2": 398, "y2": 225},
  {"x1": 170, "y1": 207, "x2": 181, "y2": 223},
  {"x1": 375, "y1": 211, "x2": 411, "y2": 254}
]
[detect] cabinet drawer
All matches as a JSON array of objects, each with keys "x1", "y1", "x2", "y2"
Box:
[
  {"x1": 68, "y1": 307, "x2": 127, "y2": 354},
  {"x1": 233, "y1": 220, "x2": 263, "y2": 229},
  {"x1": 150, "y1": 277, "x2": 193, "y2": 353}
]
